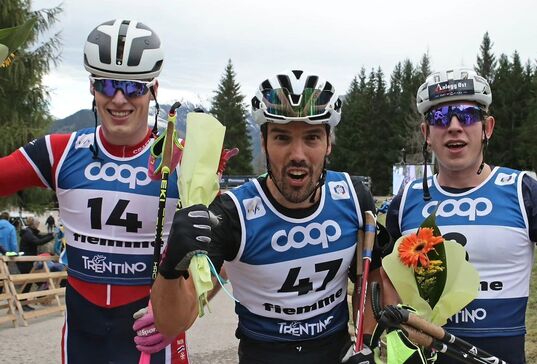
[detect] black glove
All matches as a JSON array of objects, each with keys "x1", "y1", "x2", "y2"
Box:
[
  {"x1": 159, "y1": 204, "x2": 216, "y2": 279},
  {"x1": 341, "y1": 343, "x2": 375, "y2": 364}
]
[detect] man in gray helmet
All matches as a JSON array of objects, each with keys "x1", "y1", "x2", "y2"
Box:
[
  {"x1": 0, "y1": 19, "x2": 189, "y2": 363},
  {"x1": 385, "y1": 67, "x2": 537, "y2": 364},
  {"x1": 150, "y1": 69, "x2": 383, "y2": 363}
]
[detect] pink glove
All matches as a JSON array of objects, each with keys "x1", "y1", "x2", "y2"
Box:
[{"x1": 133, "y1": 307, "x2": 174, "y2": 354}]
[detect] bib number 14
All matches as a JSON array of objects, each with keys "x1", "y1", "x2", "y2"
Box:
[{"x1": 87, "y1": 197, "x2": 142, "y2": 232}]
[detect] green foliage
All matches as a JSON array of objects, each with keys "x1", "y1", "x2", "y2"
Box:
[
  {"x1": 0, "y1": 0, "x2": 62, "y2": 211},
  {"x1": 333, "y1": 35, "x2": 537, "y2": 194},
  {"x1": 488, "y1": 51, "x2": 534, "y2": 171},
  {"x1": 475, "y1": 32, "x2": 496, "y2": 84},
  {"x1": 333, "y1": 56, "x2": 429, "y2": 195},
  {"x1": 210, "y1": 60, "x2": 253, "y2": 175}
]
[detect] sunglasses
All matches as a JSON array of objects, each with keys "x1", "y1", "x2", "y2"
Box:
[
  {"x1": 261, "y1": 87, "x2": 333, "y2": 118},
  {"x1": 90, "y1": 77, "x2": 155, "y2": 98},
  {"x1": 425, "y1": 104, "x2": 485, "y2": 128}
]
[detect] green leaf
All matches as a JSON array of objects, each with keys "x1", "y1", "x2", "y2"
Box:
[
  {"x1": 419, "y1": 208, "x2": 442, "y2": 237},
  {"x1": 0, "y1": 18, "x2": 36, "y2": 53},
  {"x1": 415, "y1": 209, "x2": 447, "y2": 308},
  {"x1": 0, "y1": 44, "x2": 8, "y2": 65}
]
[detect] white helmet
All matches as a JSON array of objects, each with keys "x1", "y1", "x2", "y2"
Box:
[
  {"x1": 416, "y1": 68, "x2": 492, "y2": 114},
  {"x1": 84, "y1": 19, "x2": 163, "y2": 80},
  {"x1": 251, "y1": 69, "x2": 342, "y2": 127}
]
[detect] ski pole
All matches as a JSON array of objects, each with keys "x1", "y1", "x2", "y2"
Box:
[
  {"x1": 140, "y1": 101, "x2": 181, "y2": 364},
  {"x1": 380, "y1": 305, "x2": 508, "y2": 364},
  {"x1": 354, "y1": 210, "x2": 376, "y2": 352}
]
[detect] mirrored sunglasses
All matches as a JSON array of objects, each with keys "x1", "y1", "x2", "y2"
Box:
[
  {"x1": 90, "y1": 77, "x2": 155, "y2": 98},
  {"x1": 261, "y1": 87, "x2": 333, "y2": 118},
  {"x1": 425, "y1": 104, "x2": 485, "y2": 128}
]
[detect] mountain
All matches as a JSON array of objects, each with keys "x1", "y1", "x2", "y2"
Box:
[{"x1": 49, "y1": 102, "x2": 263, "y2": 174}]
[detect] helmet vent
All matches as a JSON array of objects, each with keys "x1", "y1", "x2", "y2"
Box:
[
  {"x1": 305, "y1": 76, "x2": 318, "y2": 89},
  {"x1": 291, "y1": 70, "x2": 303, "y2": 79},
  {"x1": 116, "y1": 21, "x2": 130, "y2": 65},
  {"x1": 261, "y1": 80, "x2": 272, "y2": 90},
  {"x1": 277, "y1": 75, "x2": 293, "y2": 93}
]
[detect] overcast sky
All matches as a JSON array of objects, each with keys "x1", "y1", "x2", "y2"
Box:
[{"x1": 34, "y1": 0, "x2": 537, "y2": 119}]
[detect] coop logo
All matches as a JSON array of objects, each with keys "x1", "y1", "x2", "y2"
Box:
[
  {"x1": 422, "y1": 197, "x2": 492, "y2": 221},
  {"x1": 271, "y1": 220, "x2": 341, "y2": 252},
  {"x1": 81, "y1": 255, "x2": 147, "y2": 275},
  {"x1": 84, "y1": 161, "x2": 151, "y2": 189}
]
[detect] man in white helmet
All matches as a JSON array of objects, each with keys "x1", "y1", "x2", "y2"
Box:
[
  {"x1": 0, "y1": 19, "x2": 189, "y2": 363},
  {"x1": 150, "y1": 70, "x2": 383, "y2": 363},
  {"x1": 385, "y1": 67, "x2": 537, "y2": 363}
]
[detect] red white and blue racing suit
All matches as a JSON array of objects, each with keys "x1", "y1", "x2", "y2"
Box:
[
  {"x1": 0, "y1": 126, "x2": 188, "y2": 364},
  {"x1": 386, "y1": 167, "x2": 537, "y2": 364}
]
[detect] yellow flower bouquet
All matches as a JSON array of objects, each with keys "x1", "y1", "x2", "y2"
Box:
[{"x1": 382, "y1": 212, "x2": 479, "y2": 326}]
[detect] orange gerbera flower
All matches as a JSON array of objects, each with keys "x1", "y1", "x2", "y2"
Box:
[{"x1": 398, "y1": 227, "x2": 444, "y2": 268}]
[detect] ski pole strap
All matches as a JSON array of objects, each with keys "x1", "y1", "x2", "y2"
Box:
[{"x1": 205, "y1": 255, "x2": 239, "y2": 303}]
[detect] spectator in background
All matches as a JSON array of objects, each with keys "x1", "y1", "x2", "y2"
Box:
[
  {"x1": 18, "y1": 217, "x2": 53, "y2": 275},
  {"x1": 0, "y1": 211, "x2": 18, "y2": 254},
  {"x1": 15, "y1": 217, "x2": 53, "y2": 310},
  {"x1": 45, "y1": 214, "x2": 55, "y2": 233}
]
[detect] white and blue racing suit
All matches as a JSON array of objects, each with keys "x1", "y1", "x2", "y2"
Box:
[{"x1": 386, "y1": 166, "x2": 537, "y2": 364}]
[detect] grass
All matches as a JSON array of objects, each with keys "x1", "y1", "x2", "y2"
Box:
[{"x1": 525, "y1": 257, "x2": 537, "y2": 361}]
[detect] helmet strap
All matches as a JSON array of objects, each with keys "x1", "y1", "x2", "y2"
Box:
[
  {"x1": 477, "y1": 123, "x2": 488, "y2": 175},
  {"x1": 89, "y1": 98, "x2": 102, "y2": 161},
  {"x1": 421, "y1": 127, "x2": 431, "y2": 201},
  {"x1": 150, "y1": 86, "x2": 160, "y2": 137}
]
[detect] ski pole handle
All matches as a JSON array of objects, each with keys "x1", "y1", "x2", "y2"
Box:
[{"x1": 405, "y1": 312, "x2": 507, "y2": 364}]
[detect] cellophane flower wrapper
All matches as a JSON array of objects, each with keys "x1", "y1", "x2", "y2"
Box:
[
  {"x1": 382, "y1": 213, "x2": 479, "y2": 326},
  {"x1": 179, "y1": 112, "x2": 226, "y2": 317}
]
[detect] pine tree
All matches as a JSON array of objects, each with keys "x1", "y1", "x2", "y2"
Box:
[
  {"x1": 475, "y1": 32, "x2": 496, "y2": 84},
  {"x1": 0, "y1": 1, "x2": 62, "y2": 212},
  {"x1": 210, "y1": 59, "x2": 253, "y2": 175},
  {"x1": 330, "y1": 77, "x2": 359, "y2": 172},
  {"x1": 519, "y1": 66, "x2": 537, "y2": 171}
]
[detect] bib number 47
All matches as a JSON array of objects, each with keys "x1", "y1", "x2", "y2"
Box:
[{"x1": 277, "y1": 258, "x2": 343, "y2": 296}]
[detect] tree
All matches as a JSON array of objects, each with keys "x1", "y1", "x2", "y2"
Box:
[
  {"x1": 488, "y1": 52, "x2": 532, "y2": 170},
  {"x1": 210, "y1": 59, "x2": 253, "y2": 175},
  {"x1": 475, "y1": 32, "x2": 496, "y2": 84},
  {"x1": 0, "y1": 0, "x2": 62, "y2": 212},
  {"x1": 331, "y1": 74, "x2": 364, "y2": 173}
]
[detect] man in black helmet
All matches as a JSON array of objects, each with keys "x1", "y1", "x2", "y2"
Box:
[
  {"x1": 0, "y1": 19, "x2": 189, "y2": 363},
  {"x1": 385, "y1": 67, "x2": 537, "y2": 364},
  {"x1": 150, "y1": 70, "x2": 382, "y2": 364}
]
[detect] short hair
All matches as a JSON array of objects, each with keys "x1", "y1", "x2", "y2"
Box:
[
  {"x1": 26, "y1": 216, "x2": 38, "y2": 228},
  {"x1": 0, "y1": 212, "x2": 9, "y2": 220}
]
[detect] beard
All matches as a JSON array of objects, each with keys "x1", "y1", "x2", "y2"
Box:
[{"x1": 270, "y1": 161, "x2": 319, "y2": 204}]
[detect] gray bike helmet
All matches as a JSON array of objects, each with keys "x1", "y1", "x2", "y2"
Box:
[
  {"x1": 251, "y1": 69, "x2": 342, "y2": 128},
  {"x1": 416, "y1": 68, "x2": 492, "y2": 114},
  {"x1": 84, "y1": 19, "x2": 163, "y2": 80}
]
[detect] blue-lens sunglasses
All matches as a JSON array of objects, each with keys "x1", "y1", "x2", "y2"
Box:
[
  {"x1": 426, "y1": 104, "x2": 485, "y2": 128},
  {"x1": 90, "y1": 77, "x2": 155, "y2": 98}
]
